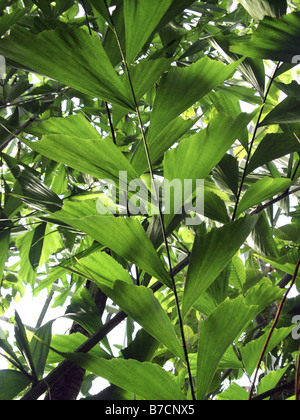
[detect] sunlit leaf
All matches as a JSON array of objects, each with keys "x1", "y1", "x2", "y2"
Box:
[{"x1": 183, "y1": 215, "x2": 259, "y2": 317}]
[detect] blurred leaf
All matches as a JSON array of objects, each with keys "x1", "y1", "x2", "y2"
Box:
[
  {"x1": 29, "y1": 223, "x2": 46, "y2": 270},
  {"x1": 30, "y1": 321, "x2": 52, "y2": 380},
  {"x1": 238, "y1": 0, "x2": 287, "y2": 21},
  {"x1": 0, "y1": 370, "x2": 31, "y2": 400},
  {"x1": 230, "y1": 11, "x2": 300, "y2": 62}
]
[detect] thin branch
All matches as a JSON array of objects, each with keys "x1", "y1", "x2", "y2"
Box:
[
  {"x1": 296, "y1": 344, "x2": 300, "y2": 401},
  {"x1": 82, "y1": 5, "x2": 117, "y2": 147},
  {"x1": 105, "y1": 101, "x2": 117, "y2": 145},
  {"x1": 252, "y1": 380, "x2": 294, "y2": 400},
  {"x1": 232, "y1": 62, "x2": 281, "y2": 222},
  {"x1": 251, "y1": 186, "x2": 300, "y2": 216},
  {"x1": 249, "y1": 258, "x2": 300, "y2": 400},
  {"x1": 0, "y1": 112, "x2": 40, "y2": 152}
]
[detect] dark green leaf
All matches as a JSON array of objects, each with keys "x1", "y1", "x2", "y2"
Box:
[
  {"x1": 124, "y1": 0, "x2": 173, "y2": 63},
  {"x1": 148, "y1": 57, "x2": 241, "y2": 143},
  {"x1": 230, "y1": 11, "x2": 300, "y2": 62},
  {"x1": 0, "y1": 27, "x2": 134, "y2": 109},
  {"x1": 246, "y1": 133, "x2": 300, "y2": 175},
  {"x1": 183, "y1": 215, "x2": 259, "y2": 317},
  {"x1": 0, "y1": 370, "x2": 31, "y2": 400}
]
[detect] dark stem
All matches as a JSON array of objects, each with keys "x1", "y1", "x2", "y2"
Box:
[
  {"x1": 249, "y1": 258, "x2": 300, "y2": 400},
  {"x1": 232, "y1": 62, "x2": 281, "y2": 222},
  {"x1": 105, "y1": 101, "x2": 117, "y2": 145},
  {"x1": 251, "y1": 186, "x2": 300, "y2": 216},
  {"x1": 0, "y1": 112, "x2": 40, "y2": 152}
]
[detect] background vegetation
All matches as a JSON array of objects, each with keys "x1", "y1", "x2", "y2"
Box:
[{"x1": 0, "y1": 0, "x2": 300, "y2": 401}]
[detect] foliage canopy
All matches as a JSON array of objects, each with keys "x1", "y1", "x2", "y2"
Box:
[{"x1": 0, "y1": 0, "x2": 300, "y2": 401}]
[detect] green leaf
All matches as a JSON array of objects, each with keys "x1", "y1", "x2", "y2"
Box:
[
  {"x1": 53, "y1": 200, "x2": 172, "y2": 288},
  {"x1": 237, "y1": 0, "x2": 287, "y2": 21},
  {"x1": 25, "y1": 114, "x2": 101, "y2": 139},
  {"x1": 30, "y1": 321, "x2": 52, "y2": 380},
  {"x1": 214, "y1": 154, "x2": 239, "y2": 197},
  {"x1": 24, "y1": 134, "x2": 140, "y2": 189},
  {"x1": 55, "y1": 353, "x2": 186, "y2": 401},
  {"x1": 182, "y1": 215, "x2": 259, "y2": 317},
  {"x1": 0, "y1": 370, "x2": 31, "y2": 400},
  {"x1": 148, "y1": 57, "x2": 241, "y2": 143},
  {"x1": 72, "y1": 250, "x2": 132, "y2": 287},
  {"x1": 89, "y1": 0, "x2": 112, "y2": 26},
  {"x1": 250, "y1": 213, "x2": 279, "y2": 258},
  {"x1": 257, "y1": 366, "x2": 289, "y2": 397},
  {"x1": 240, "y1": 326, "x2": 295, "y2": 377},
  {"x1": 217, "y1": 382, "x2": 249, "y2": 400},
  {"x1": 132, "y1": 116, "x2": 198, "y2": 176},
  {"x1": 246, "y1": 133, "x2": 300, "y2": 175},
  {"x1": 124, "y1": 0, "x2": 173, "y2": 64},
  {"x1": 203, "y1": 191, "x2": 230, "y2": 224},
  {"x1": 164, "y1": 113, "x2": 247, "y2": 226},
  {"x1": 236, "y1": 177, "x2": 292, "y2": 216},
  {"x1": 8, "y1": 165, "x2": 63, "y2": 213},
  {"x1": 122, "y1": 329, "x2": 159, "y2": 363},
  {"x1": 48, "y1": 333, "x2": 111, "y2": 365},
  {"x1": 230, "y1": 11, "x2": 300, "y2": 62},
  {"x1": 29, "y1": 223, "x2": 46, "y2": 271},
  {"x1": 229, "y1": 256, "x2": 247, "y2": 292},
  {"x1": 114, "y1": 57, "x2": 173, "y2": 126},
  {"x1": 196, "y1": 296, "x2": 258, "y2": 400},
  {"x1": 0, "y1": 8, "x2": 27, "y2": 37},
  {"x1": 14, "y1": 311, "x2": 37, "y2": 381},
  {"x1": 0, "y1": 27, "x2": 134, "y2": 109},
  {"x1": 99, "y1": 281, "x2": 185, "y2": 360},
  {"x1": 260, "y1": 96, "x2": 300, "y2": 125}
]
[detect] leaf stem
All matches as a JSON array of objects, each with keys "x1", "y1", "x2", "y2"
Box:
[{"x1": 232, "y1": 61, "x2": 281, "y2": 222}]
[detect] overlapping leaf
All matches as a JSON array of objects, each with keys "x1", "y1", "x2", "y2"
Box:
[
  {"x1": 230, "y1": 11, "x2": 300, "y2": 62},
  {"x1": 238, "y1": 0, "x2": 287, "y2": 21},
  {"x1": 0, "y1": 27, "x2": 134, "y2": 109},
  {"x1": 124, "y1": 0, "x2": 173, "y2": 64},
  {"x1": 236, "y1": 177, "x2": 292, "y2": 216},
  {"x1": 182, "y1": 215, "x2": 259, "y2": 317},
  {"x1": 52, "y1": 200, "x2": 172, "y2": 288},
  {"x1": 147, "y1": 57, "x2": 241, "y2": 144},
  {"x1": 53, "y1": 353, "x2": 186, "y2": 401}
]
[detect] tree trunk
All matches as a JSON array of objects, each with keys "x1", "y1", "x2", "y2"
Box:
[{"x1": 44, "y1": 283, "x2": 107, "y2": 400}]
